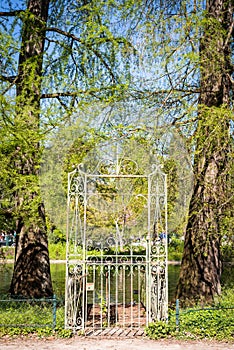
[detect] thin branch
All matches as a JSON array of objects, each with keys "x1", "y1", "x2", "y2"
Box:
[
  {"x1": 0, "y1": 75, "x2": 17, "y2": 83},
  {"x1": 46, "y1": 27, "x2": 122, "y2": 83},
  {"x1": 1, "y1": 76, "x2": 18, "y2": 95},
  {"x1": 0, "y1": 11, "x2": 23, "y2": 17},
  {"x1": 46, "y1": 27, "x2": 82, "y2": 43},
  {"x1": 41, "y1": 85, "x2": 124, "y2": 99}
]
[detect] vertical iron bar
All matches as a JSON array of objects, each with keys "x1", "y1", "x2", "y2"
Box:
[
  {"x1": 115, "y1": 258, "x2": 118, "y2": 325},
  {"x1": 176, "y1": 299, "x2": 180, "y2": 330},
  {"x1": 82, "y1": 173, "x2": 87, "y2": 331},
  {"x1": 123, "y1": 265, "x2": 126, "y2": 327},
  {"x1": 158, "y1": 265, "x2": 160, "y2": 321},
  {"x1": 53, "y1": 294, "x2": 56, "y2": 329},
  {"x1": 146, "y1": 174, "x2": 151, "y2": 326},
  {"x1": 92, "y1": 264, "x2": 96, "y2": 329},
  {"x1": 130, "y1": 250, "x2": 133, "y2": 329},
  {"x1": 165, "y1": 173, "x2": 168, "y2": 321},
  {"x1": 137, "y1": 265, "x2": 141, "y2": 327},
  {"x1": 107, "y1": 265, "x2": 111, "y2": 327},
  {"x1": 75, "y1": 184, "x2": 79, "y2": 255},
  {"x1": 65, "y1": 171, "x2": 71, "y2": 329},
  {"x1": 100, "y1": 261, "x2": 104, "y2": 329}
]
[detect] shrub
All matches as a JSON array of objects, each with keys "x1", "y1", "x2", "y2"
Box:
[
  {"x1": 145, "y1": 320, "x2": 176, "y2": 339},
  {"x1": 48, "y1": 242, "x2": 66, "y2": 260},
  {"x1": 178, "y1": 308, "x2": 234, "y2": 340},
  {"x1": 145, "y1": 287, "x2": 234, "y2": 341}
]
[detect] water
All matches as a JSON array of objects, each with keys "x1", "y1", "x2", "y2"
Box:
[
  {"x1": 50, "y1": 264, "x2": 181, "y2": 301},
  {"x1": 52, "y1": 264, "x2": 234, "y2": 301},
  {"x1": 0, "y1": 263, "x2": 180, "y2": 300}
]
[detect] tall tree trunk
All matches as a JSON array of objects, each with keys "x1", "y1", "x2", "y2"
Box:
[
  {"x1": 10, "y1": 0, "x2": 53, "y2": 298},
  {"x1": 176, "y1": 0, "x2": 233, "y2": 305}
]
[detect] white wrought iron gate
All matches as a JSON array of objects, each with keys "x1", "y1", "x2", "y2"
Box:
[{"x1": 65, "y1": 149, "x2": 168, "y2": 333}]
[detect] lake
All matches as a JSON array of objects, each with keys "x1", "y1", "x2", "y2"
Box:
[
  {"x1": 0, "y1": 263, "x2": 180, "y2": 300},
  {"x1": 1, "y1": 263, "x2": 233, "y2": 302}
]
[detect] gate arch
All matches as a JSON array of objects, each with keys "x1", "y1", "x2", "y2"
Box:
[{"x1": 65, "y1": 141, "x2": 168, "y2": 333}]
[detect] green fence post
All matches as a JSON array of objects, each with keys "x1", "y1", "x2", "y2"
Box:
[
  {"x1": 176, "y1": 299, "x2": 180, "y2": 330},
  {"x1": 53, "y1": 294, "x2": 57, "y2": 329},
  {"x1": 5, "y1": 235, "x2": 9, "y2": 247}
]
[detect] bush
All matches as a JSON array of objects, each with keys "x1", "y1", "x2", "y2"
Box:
[
  {"x1": 48, "y1": 242, "x2": 66, "y2": 260},
  {"x1": 0, "y1": 247, "x2": 15, "y2": 260},
  {"x1": 48, "y1": 228, "x2": 66, "y2": 244},
  {"x1": 0, "y1": 299, "x2": 70, "y2": 338},
  {"x1": 178, "y1": 307, "x2": 234, "y2": 340},
  {"x1": 168, "y1": 235, "x2": 183, "y2": 261},
  {"x1": 145, "y1": 287, "x2": 234, "y2": 341},
  {"x1": 168, "y1": 250, "x2": 182, "y2": 261},
  {"x1": 145, "y1": 320, "x2": 176, "y2": 339},
  {"x1": 221, "y1": 243, "x2": 234, "y2": 262}
]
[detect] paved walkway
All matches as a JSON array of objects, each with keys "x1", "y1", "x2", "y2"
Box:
[{"x1": 1, "y1": 337, "x2": 234, "y2": 350}]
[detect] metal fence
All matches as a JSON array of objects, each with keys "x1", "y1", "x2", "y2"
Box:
[
  {"x1": 1, "y1": 294, "x2": 233, "y2": 336},
  {"x1": 0, "y1": 295, "x2": 59, "y2": 329}
]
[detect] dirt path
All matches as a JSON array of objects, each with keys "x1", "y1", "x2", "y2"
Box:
[{"x1": 1, "y1": 336, "x2": 234, "y2": 350}]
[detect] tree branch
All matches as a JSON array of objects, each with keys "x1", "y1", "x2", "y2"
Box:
[
  {"x1": 46, "y1": 27, "x2": 82, "y2": 43},
  {"x1": 41, "y1": 85, "x2": 124, "y2": 99},
  {"x1": 0, "y1": 75, "x2": 19, "y2": 95},
  {"x1": 46, "y1": 27, "x2": 121, "y2": 83},
  {"x1": 0, "y1": 74, "x2": 17, "y2": 83},
  {"x1": 0, "y1": 11, "x2": 23, "y2": 17}
]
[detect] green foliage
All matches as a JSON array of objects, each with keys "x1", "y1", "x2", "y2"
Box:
[
  {"x1": 0, "y1": 302, "x2": 53, "y2": 326},
  {"x1": 0, "y1": 247, "x2": 15, "y2": 260},
  {"x1": 48, "y1": 228, "x2": 66, "y2": 244},
  {"x1": 55, "y1": 305, "x2": 66, "y2": 328},
  {"x1": 145, "y1": 320, "x2": 176, "y2": 340},
  {"x1": 0, "y1": 297, "x2": 68, "y2": 338},
  {"x1": 54, "y1": 327, "x2": 73, "y2": 338},
  {"x1": 221, "y1": 244, "x2": 234, "y2": 262},
  {"x1": 146, "y1": 287, "x2": 234, "y2": 341},
  {"x1": 0, "y1": 327, "x2": 32, "y2": 337},
  {"x1": 62, "y1": 129, "x2": 106, "y2": 176},
  {"x1": 1, "y1": 0, "x2": 233, "y2": 305},
  {"x1": 0, "y1": 326, "x2": 73, "y2": 339},
  {"x1": 48, "y1": 242, "x2": 66, "y2": 260},
  {"x1": 178, "y1": 307, "x2": 234, "y2": 341},
  {"x1": 168, "y1": 235, "x2": 184, "y2": 261},
  {"x1": 168, "y1": 250, "x2": 183, "y2": 262}
]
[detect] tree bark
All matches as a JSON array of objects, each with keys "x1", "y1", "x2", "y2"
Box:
[
  {"x1": 10, "y1": 0, "x2": 53, "y2": 298},
  {"x1": 176, "y1": 0, "x2": 233, "y2": 305}
]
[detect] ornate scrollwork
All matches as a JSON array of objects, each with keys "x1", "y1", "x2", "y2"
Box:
[
  {"x1": 69, "y1": 175, "x2": 85, "y2": 197},
  {"x1": 66, "y1": 155, "x2": 168, "y2": 329},
  {"x1": 66, "y1": 264, "x2": 84, "y2": 329},
  {"x1": 117, "y1": 158, "x2": 139, "y2": 175}
]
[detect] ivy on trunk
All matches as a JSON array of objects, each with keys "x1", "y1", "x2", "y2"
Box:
[
  {"x1": 9, "y1": 0, "x2": 53, "y2": 298},
  {"x1": 176, "y1": 0, "x2": 233, "y2": 305}
]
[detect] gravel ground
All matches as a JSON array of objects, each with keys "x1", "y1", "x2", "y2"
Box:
[{"x1": 1, "y1": 336, "x2": 234, "y2": 350}]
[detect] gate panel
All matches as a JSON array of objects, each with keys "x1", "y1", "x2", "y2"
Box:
[
  {"x1": 65, "y1": 160, "x2": 167, "y2": 332},
  {"x1": 84, "y1": 254, "x2": 147, "y2": 330}
]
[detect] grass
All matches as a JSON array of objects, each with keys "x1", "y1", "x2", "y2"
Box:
[
  {"x1": 146, "y1": 286, "x2": 234, "y2": 341},
  {"x1": 0, "y1": 298, "x2": 71, "y2": 338},
  {"x1": 0, "y1": 286, "x2": 233, "y2": 341}
]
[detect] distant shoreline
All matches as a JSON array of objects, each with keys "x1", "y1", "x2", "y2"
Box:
[
  {"x1": 3, "y1": 259, "x2": 182, "y2": 265},
  {"x1": 2, "y1": 260, "x2": 233, "y2": 265}
]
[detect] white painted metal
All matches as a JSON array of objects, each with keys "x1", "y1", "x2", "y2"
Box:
[{"x1": 65, "y1": 150, "x2": 167, "y2": 332}]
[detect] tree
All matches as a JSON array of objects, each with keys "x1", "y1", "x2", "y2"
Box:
[
  {"x1": 112, "y1": 0, "x2": 233, "y2": 303},
  {"x1": 1, "y1": 0, "x2": 233, "y2": 303},
  {"x1": 176, "y1": 0, "x2": 233, "y2": 304},
  {"x1": 0, "y1": 0, "x2": 131, "y2": 297},
  {"x1": 0, "y1": 0, "x2": 53, "y2": 298}
]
